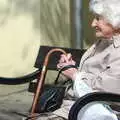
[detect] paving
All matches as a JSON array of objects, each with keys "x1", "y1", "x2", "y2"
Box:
[
  {"x1": 0, "y1": 71, "x2": 67, "y2": 120},
  {"x1": 0, "y1": 83, "x2": 33, "y2": 120}
]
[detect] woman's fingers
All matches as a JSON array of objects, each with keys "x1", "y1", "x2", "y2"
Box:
[
  {"x1": 67, "y1": 53, "x2": 72, "y2": 61},
  {"x1": 57, "y1": 53, "x2": 76, "y2": 70},
  {"x1": 59, "y1": 53, "x2": 72, "y2": 63},
  {"x1": 57, "y1": 60, "x2": 76, "y2": 69},
  {"x1": 57, "y1": 62, "x2": 68, "y2": 69}
]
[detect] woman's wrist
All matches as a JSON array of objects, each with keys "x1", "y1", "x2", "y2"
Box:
[{"x1": 71, "y1": 68, "x2": 78, "y2": 80}]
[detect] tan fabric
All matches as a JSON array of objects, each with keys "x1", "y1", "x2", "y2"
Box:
[{"x1": 77, "y1": 35, "x2": 120, "y2": 94}]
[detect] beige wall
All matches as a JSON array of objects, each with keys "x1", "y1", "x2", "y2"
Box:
[
  {"x1": 0, "y1": 0, "x2": 94, "y2": 77},
  {"x1": 82, "y1": 0, "x2": 95, "y2": 47},
  {"x1": 0, "y1": 0, "x2": 40, "y2": 77},
  {"x1": 40, "y1": 0, "x2": 71, "y2": 47},
  {"x1": 0, "y1": 0, "x2": 71, "y2": 77}
]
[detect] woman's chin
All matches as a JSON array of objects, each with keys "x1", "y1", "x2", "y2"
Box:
[{"x1": 95, "y1": 32, "x2": 103, "y2": 38}]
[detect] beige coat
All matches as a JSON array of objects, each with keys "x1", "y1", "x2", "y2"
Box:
[{"x1": 74, "y1": 35, "x2": 120, "y2": 95}]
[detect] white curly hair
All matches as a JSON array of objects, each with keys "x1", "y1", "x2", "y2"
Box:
[{"x1": 89, "y1": 0, "x2": 120, "y2": 28}]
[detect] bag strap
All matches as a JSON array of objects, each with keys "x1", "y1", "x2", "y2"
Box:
[{"x1": 54, "y1": 65, "x2": 77, "y2": 84}]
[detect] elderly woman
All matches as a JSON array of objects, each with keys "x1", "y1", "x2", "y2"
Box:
[
  {"x1": 37, "y1": 0, "x2": 120, "y2": 120},
  {"x1": 58, "y1": 0, "x2": 120, "y2": 96},
  {"x1": 57, "y1": 0, "x2": 120, "y2": 119}
]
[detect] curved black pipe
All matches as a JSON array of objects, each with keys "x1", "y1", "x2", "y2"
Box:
[
  {"x1": 69, "y1": 92, "x2": 120, "y2": 120},
  {"x1": 0, "y1": 69, "x2": 40, "y2": 85}
]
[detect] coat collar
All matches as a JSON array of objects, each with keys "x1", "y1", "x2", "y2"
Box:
[
  {"x1": 101, "y1": 35, "x2": 120, "y2": 48},
  {"x1": 112, "y1": 35, "x2": 120, "y2": 48}
]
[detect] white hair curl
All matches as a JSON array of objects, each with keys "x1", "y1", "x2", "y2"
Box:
[{"x1": 89, "y1": 0, "x2": 120, "y2": 28}]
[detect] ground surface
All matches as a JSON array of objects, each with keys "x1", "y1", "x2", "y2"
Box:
[{"x1": 0, "y1": 83, "x2": 33, "y2": 120}]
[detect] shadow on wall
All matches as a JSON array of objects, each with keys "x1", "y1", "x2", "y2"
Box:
[{"x1": 39, "y1": 0, "x2": 71, "y2": 47}]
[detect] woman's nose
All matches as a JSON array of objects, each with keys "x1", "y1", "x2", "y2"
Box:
[{"x1": 91, "y1": 18, "x2": 97, "y2": 27}]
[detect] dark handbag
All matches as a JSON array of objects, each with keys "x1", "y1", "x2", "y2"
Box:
[{"x1": 34, "y1": 65, "x2": 77, "y2": 113}]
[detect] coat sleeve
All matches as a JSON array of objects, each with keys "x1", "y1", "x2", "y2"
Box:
[
  {"x1": 73, "y1": 71, "x2": 93, "y2": 98},
  {"x1": 73, "y1": 54, "x2": 120, "y2": 96}
]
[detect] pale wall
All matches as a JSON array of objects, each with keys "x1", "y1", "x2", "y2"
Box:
[
  {"x1": 0, "y1": 0, "x2": 40, "y2": 77},
  {"x1": 40, "y1": 0, "x2": 71, "y2": 47},
  {"x1": 0, "y1": 0, "x2": 71, "y2": 77}
]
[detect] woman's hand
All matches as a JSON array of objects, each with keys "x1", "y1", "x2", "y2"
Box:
[{"x1": 57, "y1": 53, "x2": 77, "y2": 80}]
